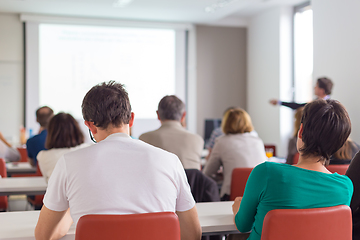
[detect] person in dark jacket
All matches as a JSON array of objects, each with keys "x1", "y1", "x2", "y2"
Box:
[{"x1": 346, "y1": 151, "x2": 360, "y2": 240}]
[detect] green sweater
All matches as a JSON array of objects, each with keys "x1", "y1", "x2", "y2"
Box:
[{"x1": 235, "y1": 162, "x2": 353, "y2": 240}]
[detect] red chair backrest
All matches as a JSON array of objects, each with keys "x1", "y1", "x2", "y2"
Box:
[
  {"x1": 17, "y1": 147, "x2": 28, "y2": 162},
  {"x1": 0, "y1": 158, "x2": 8, "y2": 210},
  {"x1": 326, "y1": 164, "x2": 349, "y2": 175},
  {"x1": 261, "y1": 205, "x2": 352, "y2": 240},
  {"x1": 75, "y1": 212, "x2": 180, "y2": 240},
  {"x1": 230, "y1": 168, "x2": 253, "y2": 201},
  {"x1": 264, "y1": 145, "x2": 276, "y2": 157},
  {"x1": 293, "y1": 152, "x2": 299, "y2": 164},
  {"x1": 0, "y1": 158, "x2": 7, "y2": 178}
]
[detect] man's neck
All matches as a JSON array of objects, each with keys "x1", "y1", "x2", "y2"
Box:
[{"x1": 96, "y1": 125, "x2": 129, "y2": 142}]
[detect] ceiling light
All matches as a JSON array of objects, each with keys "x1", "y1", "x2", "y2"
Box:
[
  {"x1": 205, "y1": 0, "x2": 239, "y2": 13},
  {"x1": 113, "y1": 0, "x2": 133, "y2": 8}
]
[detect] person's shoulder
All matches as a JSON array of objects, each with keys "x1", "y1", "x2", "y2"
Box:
[{"x1": 139, "y1": 129, "x2": 160, "y2": 141}]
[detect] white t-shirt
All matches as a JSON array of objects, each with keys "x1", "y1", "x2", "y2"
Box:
[
  {"x1": 43, "y1": 132, "x2": 195, "y2": 224},
  {"x1": 37, "y1": 143, "x2": 91, "y2": 183}
]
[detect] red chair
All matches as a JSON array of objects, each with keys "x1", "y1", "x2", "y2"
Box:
[
  {"x1": 261, "y1": 205, "x2": 352, "y2": 240},
  {"x1": 293, "y1": 152, "x2": 299, "y2": 164},
  {"x1": 0, "y1": 158, "x2": 8, "y2": 211},
  {"x1": 230, "y1": 168, "x2": 253, "y2": 201},
  {"x1": 264, "y1": 145, "x2": 276, "y2": 157},
  {"x1": 75, "y1": 212, "x2": 180, "y2": 240},
  {"x1": 326, "y1": 164, "x2": 350, "y2": 175},
  {"x1": 17, "y1": 147, "x2": 28, "y2": 162}
]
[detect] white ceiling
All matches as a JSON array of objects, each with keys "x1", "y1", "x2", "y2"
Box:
[{"x1": 0, "y1": 0, "x2": 307, "y2": 26}]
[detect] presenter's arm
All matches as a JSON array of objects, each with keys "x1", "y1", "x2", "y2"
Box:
[
  {"x1": 280, "y1": 101, "x2": 306, "y2": 110},
  {"x1": 35, "y1": 206, "x2": 73, "y2": 240},
  {"x1": 176, "y1": 206, "x2": 202, "y2": 240}
]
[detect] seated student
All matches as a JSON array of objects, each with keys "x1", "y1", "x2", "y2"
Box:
[
  {"x1": 330, "y1": 138, "x2": 360, "y2": 165},
  {"x1": 0, "y1": 131, "x2": 20, "y2": 162},
  {"x1": 232, "y1": 99, "x2": 353, "y2": 240},
  {"x1": 35, "y1": 81, "x2": 201, "y2": 240},
  {"x1": 37, "y1": 113, "x2": 91, "y2": 183},
  {"x1": 26, "y1": 106, "x2": 54, "y2": 166},
  {"x1": 203, "y1": 108, "x2": 267, "y2": 201},
  {"x1": 139, "y1": 95, "x2": 203, "y2": 170},
  {"x1": 346, "y1": 151, "x2": 360, "y2": 240},
  {"x1": 286, "y1": 107, "x2": 304, "y2": 164}
]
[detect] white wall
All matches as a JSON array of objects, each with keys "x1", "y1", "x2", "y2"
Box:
[
  {"x1": 0, "y1": 13, "x2": 23, "y2": 144},
  {"x1": 196, "y1": 25, "x2": 247, "y2": 138},
  {"x1": 247, "y1": 7, "x2": 293, "y2": 157},
  {"x1": 313, "y1": 0, "x2": 360, "y2": 144}
]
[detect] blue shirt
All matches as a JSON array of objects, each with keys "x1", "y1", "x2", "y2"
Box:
[{"x1": 26, "y1": 130, "x2": 47, "y2": 165}]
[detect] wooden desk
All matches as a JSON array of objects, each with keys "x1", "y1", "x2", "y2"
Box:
[
  {"x1": 6, "y1": 162, "x2": 37, "y2": 175},
  {"x1": 0, "y1": 201, "x2": 238, "y2": 239},
  {"x1": 0, "y1": 177, "x2": 47, "y2": 196}
]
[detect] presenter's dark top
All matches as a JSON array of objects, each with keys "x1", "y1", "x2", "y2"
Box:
[{"x1": 26, "y1": 129, "x2": 47, "y2": 165}]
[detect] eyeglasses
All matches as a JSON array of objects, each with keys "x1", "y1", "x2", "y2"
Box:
[{"x1": 89, "y1": 129, "x2": 97, "y2": 143}]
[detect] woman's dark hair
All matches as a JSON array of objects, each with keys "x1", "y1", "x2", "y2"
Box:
[
  {"x1": 45, "y1": 113, "x2": 84, "y2": 149},
  {"x1": 299, "y1": 99, "x2": 351, "y2": 161},
  {"x1": 82, "y1": 81, "x2": 132, "y2": 129}
]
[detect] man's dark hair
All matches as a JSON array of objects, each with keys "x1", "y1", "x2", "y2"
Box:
[
  {"x1": 317, "y1": 77, "x2": 333, "y2": 95},
  {"x1": 45, "y1": 112, "x2": 84, "y2": 149},
  {"x1": 82, "y1": 81, "x2": 132, "y2": 129},
  {"x1": 36, "y1": 106, "x2": 54, "y2": 127},
  {"x1": 300, "y1": 99, "x2": 351, "y2": 161},
  {"x1": 157, "y1": 95, "x2": 185, "y2": 121}
]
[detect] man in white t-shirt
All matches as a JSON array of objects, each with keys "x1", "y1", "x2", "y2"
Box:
[{"x1": 35, "y1": 81, "x2": 201, "y2": 240}]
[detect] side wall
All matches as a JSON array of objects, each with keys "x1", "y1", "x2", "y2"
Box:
[
  {"x1": 313, "y1": 0, "x2": 360, "y2": 143},
  {"x1": 196, "y1": 25, "x2": 247, "y2": 138},
  {"x1": 247, "y1": 7, "x2": 293, "y2": 157},
  {"x1": 0, "y1": 13, "x2": 23, "y2": 143}
]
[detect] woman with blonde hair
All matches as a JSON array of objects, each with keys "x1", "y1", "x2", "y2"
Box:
[
  {"x1": 286, "y1": 107, "x2": 304, "y2": 164},
  {"x1": 330, "y1": 138, "x2": 360, "y2": 165},
  {"x1": 203, "y1": 108, "x2": 267, "y2": 200}
]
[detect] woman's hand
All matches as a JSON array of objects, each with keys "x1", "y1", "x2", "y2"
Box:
[{"x1": 232, "y1": 197, "x2": 242, "y2": 215}]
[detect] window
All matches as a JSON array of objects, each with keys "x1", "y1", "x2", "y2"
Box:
[{"x1": 293, "y1": 2, "x2": 313, "y2": 103}]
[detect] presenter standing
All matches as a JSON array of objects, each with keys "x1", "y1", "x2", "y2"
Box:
[{"x1": 269, "y1": 77, "x2": 333, "y2": 110}]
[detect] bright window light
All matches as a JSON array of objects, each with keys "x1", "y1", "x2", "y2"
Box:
[{"x1": 294, "y1": 8, "x2": 313, "y2": 103}]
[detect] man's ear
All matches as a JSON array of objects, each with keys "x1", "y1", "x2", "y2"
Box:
[
  {"x1": 298, "y1": 123, "x2": 303, "y2": 139},
  {"x1": 181, "y1": 111, "x2": 186, "y2": 121},
  {"x1": 129, "y1": 112, "x2": 135, "y2": 128},
  {"x1": 156, "y1": 111, "x2": 161, "y2": 121},
  {"x1": 84, "y1": 120, "x2": 97, "y2": 134}
]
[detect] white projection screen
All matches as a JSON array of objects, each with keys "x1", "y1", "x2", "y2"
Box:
[{"x1": 25, "y1": 21, "x2": 188, "y2": 140}]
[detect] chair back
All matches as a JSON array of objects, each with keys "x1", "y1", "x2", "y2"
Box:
[
  {"x1": 0, "y1": 158, "x2": 6, "y2": 178},
  {"x1": 0, "y1": 158, "x2": 8, "y2": 210},
  {"x1": 230, "y1": 168, "x2": 253, "y2": 201},
  {"x1": 75, "y1": 212, "x2": 180, "y2": 240},
  {"x1": 326, "y1": 164, "x2": 349, "y2": 175},
  {"x1": 261, "y1": 205, "x2": 352, "y2": 240},
  {"x1": 293, "y1": 152, "x2": 299, "y2": 164},
  {"x1": 17, "y1": 147, "x2": 28, "y2": 162}
]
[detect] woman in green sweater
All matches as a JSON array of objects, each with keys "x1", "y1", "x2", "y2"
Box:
[{"x1": 232, "y1": 99, "x2": 354, "y2": 240}]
